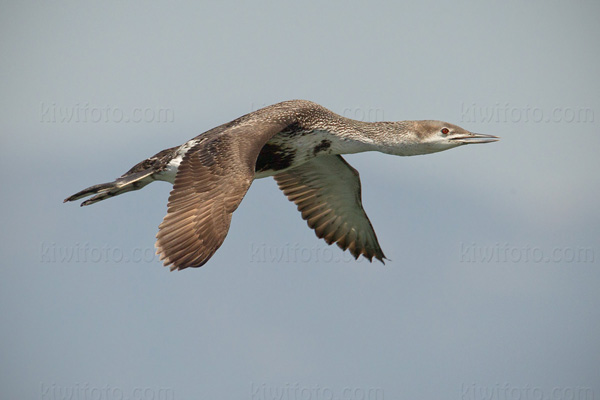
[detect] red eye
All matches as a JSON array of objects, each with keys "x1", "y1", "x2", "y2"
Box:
[{"x1": 441, "y1": 128, "x2": 450, "y2": 134}]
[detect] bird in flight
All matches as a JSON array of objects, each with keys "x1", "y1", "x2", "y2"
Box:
[{"x1": 65, "y1": 100, "x2": 499, "y2": 270}]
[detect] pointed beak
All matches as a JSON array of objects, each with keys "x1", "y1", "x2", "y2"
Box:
[{"x1": 450, "y1": 132, "x2": 500, "y2": 144}]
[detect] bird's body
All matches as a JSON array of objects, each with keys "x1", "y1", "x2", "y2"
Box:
[{"x1": 65, "y1": 100, "x2": 498, "y2": 270}]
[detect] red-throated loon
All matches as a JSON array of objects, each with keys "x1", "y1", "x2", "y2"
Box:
[{"x1": 64, "y1": 100, "x2": 499, "y2": 271}]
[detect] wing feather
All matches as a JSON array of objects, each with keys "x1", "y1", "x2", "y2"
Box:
[
  {"x1": 274, "y1": 155, "x2": 386, "y2": 263},
  {"x1": 155, "y1": 122, "x2": 287, "y2": 270}
]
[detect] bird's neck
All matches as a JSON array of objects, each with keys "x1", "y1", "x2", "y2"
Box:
[{"x1": 340, "y1": 119, "x2": 434, "y2": 157}]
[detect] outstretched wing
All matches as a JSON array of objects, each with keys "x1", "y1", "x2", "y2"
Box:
[
  {"x1": 274, "y1": 155, "x2": 386, "y2": 262},
  {"x1": 155, "y1": 123, "x2": 286, "y2": 271}
]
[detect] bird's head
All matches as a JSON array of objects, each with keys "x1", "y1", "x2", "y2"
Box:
[{"x1": 386, "y1": 120, "x2": 499, "y2": 155}]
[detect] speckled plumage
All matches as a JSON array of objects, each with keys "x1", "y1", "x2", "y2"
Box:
[{"x1": 65, "y1": 99, "x2": 498, "y2": 270}]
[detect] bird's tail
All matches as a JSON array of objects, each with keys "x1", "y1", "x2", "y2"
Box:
[{"x1": 64, "y1": 169, "x2": 155, "y2": 206}]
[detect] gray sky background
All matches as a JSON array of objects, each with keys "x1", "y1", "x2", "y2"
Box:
[{"x1": 1, "y1": 1, "x2": 599, "y2": 399}]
